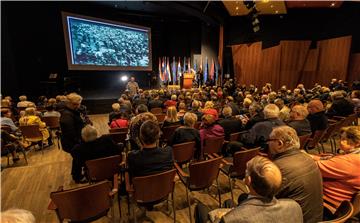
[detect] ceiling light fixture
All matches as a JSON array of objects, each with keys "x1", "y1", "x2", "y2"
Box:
[
  {"x1": 330, "y1": 2, "x2": 336, "y2": 7},
  {"x1": 236, "y1": 6, "x2": 239, "y2": 10},
  {"x1": 270, "y1": 5, "x2": 274, "y2": 8},
  {"x1": 275, "y1": 10, "x2": 279, "y2": 14}
]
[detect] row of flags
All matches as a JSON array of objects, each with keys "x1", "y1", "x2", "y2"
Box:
[{"x1": 158, "y1": 56, "x2": 220, "y2": 85}]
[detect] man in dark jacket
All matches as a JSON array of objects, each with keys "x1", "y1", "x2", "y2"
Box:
[
  {"x1": 307, "y1": 99, "x2": 328, "y2": 133},
  {"x1": 60, "y1": 93, "x2": 85, "y2": 153},
  {"x1": 218, "y1": 106, "x2": 243, "y2": 141},
  {"x1": 127, "y1": 120, "x2": 173, "y2": 178},
  {"x1": 326, "y1": 91, "x2": 355, "y2": 117},
  {"x1": 269, "y1": 126, "x2": 323, "y2": 223},
  {"x1": 225, "y1": 96, "x2": 241, "y2": 116},
  {"x1": 147, "y1": 93, "x2": 163, "y2": 110}
]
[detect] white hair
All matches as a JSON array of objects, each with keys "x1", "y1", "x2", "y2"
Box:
[
  {"x1": 263, "y1": 104, "x2": 280, "y2": 119},
  {"x1": 81, "y1": 125, "x2": 98, "y2": 142},
  {"x1": 270, "y1": 126, "x2": 300, "y2": 151},
  {"x1": 1, "y1": 209, "x2": 35, "y2": 223}
]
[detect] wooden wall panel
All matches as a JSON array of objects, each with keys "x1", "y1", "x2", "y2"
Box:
[
  {"x1": 347, "y1": 53, "x2": 360, "y2": 82},
  {"x1": 316, "y1": 36, "x2": 352, "y2": 85},
  {"x1": 260, "y1": 45, "x2": 281, "y2": 89},
  {"x1": 301, "y1": 48, "x2": 320, "y2": 88}
]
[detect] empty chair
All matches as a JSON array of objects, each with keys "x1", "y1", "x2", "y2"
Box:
[
  {"x1": 49, "y1": 181, "x2": 115, "y2": 222},
  {"x1": 85, "y1": 155, "x2": 123, "y2": 217},
  {"x1": 299, "y1": 133, "x2": 312, "y2": 150},
  {"x1": 175, "y1": 157, "x2": 222, "y2": 223},
  {"x1": 220, "y1": 147, "x2": 260, "y2": 201},
  {"x1": 42, "y1": 116, "x2": 61, "y2": 149},
  {"x1": 172, "y1": 141, "x2": 196, "y2": 164},
  {"x1": 109, "y1": 127, "x2": 128, "y2": 134},
  {"x1": 19, "y1": 125, "x2": 45, "y2": 154},
  {"x1": 125, "y1": 169, "x2": 176, "y2": 223},
  {"x1": 321, "y1": 200, "x2": 354, "y2": 223},
  {"x1": 202, "y1": 136, "x2": 224, "y2": 159}
]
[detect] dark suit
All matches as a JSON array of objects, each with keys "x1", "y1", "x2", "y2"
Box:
[
  {"x1": 274, "y1": 149, "x2": 323, "y2": 223},
  {"x1": 71, "y1": 135, "x2": 122, "y2": 181},
  {"x1": 169, "y1": 127, "x2": 201, "y2": 159},
  {"x1": 227, "y1": 102, "x2": 241, "y2": 116},
  {"x1": 218, "y1": 117, "x2": 243, "y2": 141},
  {"x1": 287, "y1": 119, "x2": 312, "y2": 136},
  {"x1": 327, "y1": 98, "x2": 355, "y2": 117},
  {"x1": 127, "y1": 146, "x2": 173, "y2": 177},
  {"x1": 307, "y1": 111, "x2": 328, "y2": 133},
  {"x1": 60, "y1": 107, "x2": 85, "y2": 153}
]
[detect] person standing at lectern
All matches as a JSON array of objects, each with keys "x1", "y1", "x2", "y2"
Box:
[{"x1": 126, "y1": 77, "x2": 139, "y2": 97}]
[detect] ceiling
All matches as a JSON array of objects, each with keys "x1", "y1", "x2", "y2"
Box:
[{"x1": 222, "y1": 0, "x2": 343, "y2": 16}]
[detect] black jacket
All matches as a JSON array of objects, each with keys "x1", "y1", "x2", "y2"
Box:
[
  {"x1": 218, "y1": 117, "x2": 243, "y2": 141},
  {"x1": 307, "y1": 111, "x2": 328, "y2": 133},
  {"x1": 274, "y1": 149, "x2": 323, "y2": 223},
  {"x1": 287, "y1": 119, "x2": 312, "y2": 136},
  {"x1": 148, "y1": 99, "x2": 163, "y2": 110},
  {"x1": 327, "y1": 98, "x2": 355, "y2": 117},
  {"x1": 169, "y1": 127, "x2": 201, "y2": 159},
  {"x1": 60, "y1": 107, "x2": 85, "y2": 153}
]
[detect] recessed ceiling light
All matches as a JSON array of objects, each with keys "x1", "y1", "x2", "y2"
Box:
[
  {"x1": 262, "y1": 0, "x2": 269, "y2": 3},
  {"x1": 236, "y1": 6, "x2": 239, "y2": 10},
  {"x1": 330, "y1": 2, "x2": 336, "y2": 7},
  {"x1": 275, "y1": 10, "x2": 279, "y2": 14},
  {"x1": 270, "y1": 5, "x2": 274, "y2": 8}
]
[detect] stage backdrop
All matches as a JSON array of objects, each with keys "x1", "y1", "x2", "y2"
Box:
[{"x1": 232, "y1": 36, "x2": 353, "y2": 90}]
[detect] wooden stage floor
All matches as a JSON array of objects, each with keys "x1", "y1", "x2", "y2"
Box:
[{"x1": 1, "y1": 114, "x2": 335, "y2": 223}]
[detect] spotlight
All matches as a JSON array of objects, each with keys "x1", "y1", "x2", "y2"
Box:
[{"x1": 121, "y1": 75, "x2": 128, "y2": 82}]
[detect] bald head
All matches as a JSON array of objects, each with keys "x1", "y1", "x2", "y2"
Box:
[
  {"x1": 246, "y1": 156, "x2": 282, "y2": 199},
  {"x1": 307, "y1": 99, "x2": 324, "y2": 114}
]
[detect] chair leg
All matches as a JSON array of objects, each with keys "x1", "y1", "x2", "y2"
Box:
[
  {"x1": 228, "y1": 175, "x2": 234, "y2": 202},
  {"x1": 127, "y1": 194, "x2": 131, "y2": 216},
  {"x1": 216, "y1": 178, "x2": 221, "y2": 208},
  {"x1": 185, "y1": 187, "x2": 192, "y2": 223},
  {"x1": 117, "y1": 193, "x2": 122, "y2": 218},
  {"x1": 172, "y1": 192, "x2": 176, "y2": 223}
]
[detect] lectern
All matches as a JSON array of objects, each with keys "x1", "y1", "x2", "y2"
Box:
[{"x1": 182, "y1": 73, "x2": 194, "y2": 89}]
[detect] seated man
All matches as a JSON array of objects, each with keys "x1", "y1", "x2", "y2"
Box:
[
  {"x1": 1, "y1": 108, "x2": 18, "y2": 132},
  {"x1": 268, "y1": 126, "x2": 323, "y2": 223},
  {"x1": 326, "y1": 90, "x2": 355, "y2": 117},
  {"x1": 218, "y1": 106, "x2": 243, "y2": 141},
  {"x1": 307, "y1": 99, "x2": 328, "y2": 134},
  {"x1": 71, "y1": 125, "x2": 122, "y2": 183},
  {"x1": 287, "y1": 105, "x2": 311, "y2": 136},
  {"x1": 127, "y1": 120, "x2": 173, "y2": 178},
  {"x1": 195, "y1": 156, "x2": 303, "y2": 223}
]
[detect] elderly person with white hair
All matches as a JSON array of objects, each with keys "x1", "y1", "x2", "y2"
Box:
[
  {"x1": 19, "y1": 107, "x2": 50, "y2": 144},
  {"x1": 268, "y1": 126, "x2": 323, "y2": 223},
  {"x1": 17, "y1": 95, "x2": 32, "y2": 108},
  {"x1": 287, "y1": 105, "x2": 312, "y2": 136},
  {"x1": 71, "y1": 125, "x2": 122, "y2": 183},
  {"x1": 60, "y1": 93, "x2": 86, "y2": 153}
]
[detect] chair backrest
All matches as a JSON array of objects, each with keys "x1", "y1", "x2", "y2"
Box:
[
  {"x1": 299, "y1": 133, "x2": 312, "y2": 150},
  {"x1": 307, "y1": 129, "x2": 327, "y2": 148},
  {"x1": 321, "y1": 200, "x2": 354, "y2": 223},
  {"x1": 229, "y1": 131, "x2": 247, "y2": 141},
  {"x1": 50, "y1": 181, "x2": 112, "y2": 222},
  {"x1": 161, "y1": 125, "x2": 180, "y2": 142},
  {"x1": 320, "y1": 123, "x2": 337, "y2": 143},
  {"x1": 188, "y1": 157, "x2": 222, "y2": 190},
  {"x1": 85, "y1": 155, "x2": 122, "y2": 181},
  {"x1": 42, "y1": 116, "x2": 60, "y2": 129},
  {"x1": 109, "y1": 127, "x2": 128, "y2": 134},
  {"x1": 132, "y1": 169, "x2": 176, "y2": 203},
  {"x1": 351, "y1": 191, "x2": 360, "y2": 217},
  {"x1": 231, "y1": 147, "x2": 260, "y2": 178},
  {"x1": 155, "y1": 114, "x2": 166, "y2": 122},
  {"x1": 19, "y1": 125, "x2": 43, "y2": 139},
  {"x1": 150, "y1": 107, "x2": 163, "y2": 114},
  {"x1": 203, "y1": 137, "x2": 224, "y2": 156},
  {"x1": 104, "y1": 132, "x2": 127, "y2": 144},
  {"x1": 172, "y1": 141, "x2": 196, "y2": 163}
]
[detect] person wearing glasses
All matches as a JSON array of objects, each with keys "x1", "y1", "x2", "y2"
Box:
[
  {"x1": 268, "y1": 126, "x2": 323, "y2": 223},
  {"x1": 60, "y1": 93, "x2": 85, "y2": 153}
]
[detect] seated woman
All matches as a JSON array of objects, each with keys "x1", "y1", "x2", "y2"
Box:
[
  {"x1": 201, "y1": 101, "x2": 219, "y2": 120},
  {"x1": 108, "y1": 103, "x2": 121, "y2": 125},
  {"x1": 127, "y1": 120, "x2": 173, "y2": 178},
  {"x1": 162, "y1": 106, "x2": 181, "y2": 128},
  {"x1": 19, "y1": 107, "x2": 50, "y2": 144},
  {"x1": 311, "y1": 126, "x2": 360, "y2": 206},
  {"x1": 177, "y1": 102, "x2": 187, "y2": 118},
  {"x1": 71, "y1": 125, "x2": 122, "y2": 183},
  {"x1": 200, "y1": 114, "x2": 224, "y2": 153},
  {"x1": 109, "y1": 112, "x2": 129, "y2": 129},
  {"x1": 43, "y1": 104, "x2": 61, "y2": 118},
  {"x1": 169, "y1": 112, "x2": 201, "y2": 159},
  {"x1": 129, "y1": 112, "x2": 158, "y2": 151}
]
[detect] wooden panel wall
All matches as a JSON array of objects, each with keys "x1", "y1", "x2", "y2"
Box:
[
  {"x1": 348, "y1": 53, "x2": 360, "y2": 82},
  {"x1": 232, "y1": 36, "x2": 354, "y2": 90}
]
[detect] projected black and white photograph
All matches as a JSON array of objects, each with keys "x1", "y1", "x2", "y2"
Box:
[{"x1": 67, "y1": 16, "x2": 150, "y2": 67}]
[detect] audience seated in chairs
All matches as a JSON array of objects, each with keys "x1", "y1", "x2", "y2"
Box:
[
  {"x1": 71, "y1": 125, "x2": 122, "y2": 183},
  {"x1": 109, "y1": 112, "x2": 129, "y2": 129},
  {"x1": 189, "y1": 100, "x2": 203, "y2": 121},
  {"x1": 268, "y1": 126, "x2": 323, "y2": 223},
  {"x1": 308, "y1": 126, "x2": 360, "y2": 207},
  {"x1": 201, "y1": 101, "x2": 219, "y2": 120},
  {"x1": 218, "y1": 106, "x2": 243, "y2": 141},
  {"x1": 327, "y1": 90, "x2": 355, "y2": 118},
  {"x1": 307, "y1": 99, "x2": 329, "y2": 134},
  {"x1": 177, "y1": 102, "x2": 187, "y2": 118},
  {"x1": 164, "y1": 94, "x2": 177, "y2": 109},
  {"x1": 127, "y1": 120, "x2": 173, "y2": 178},
  {"x1": 162, "y1": 106, "x2": 181, "y2": 128},
  {"x1": 1, "y1": 130, "x2": 21, "y2": 163},
  {"x1": 287, "y1": 104, "x2": 312, "y2": 136},
  {"x1": 169, "y1": 112, "x2": 201, "y2": 159},
  {"x1": 19, "y1": 107, "x2": 51, "y2": 145},
  {"x1": 43, "y1": 104, "x2": 61, "y2": 118},
  {"x1": 17, "y1": 95, "x2": 32, "y2": 108},
  {"x1": 1, "y1": 108, "x2": 18, "y2": 132},
  {"x1": 147, "y1": 93, "x2": 163, "y2": 110},
  {"x1": 351, "y1": 90, "x2": 360, "y2": 112},
  {"x1": 200, "y1": 114, "x2": 224, "y2": 152},
  {"x1": 241, "y1": 102, "x2": 264, "y2": 130},
  {"x1": 194, "y1": 156, "x2": 303, "y2": 223},
  {"x1": 108, "y1": 103, "x2": 121, "y2": 125},
  {"x1": 129, "y1": 112, "x2": 158, "y2": 151},
  {"x1": 135, "y1": 104, "x2": 148, "y2": 115},
  {"x1": 274, "y1": 98, "x2": 291, "y2": 122}
]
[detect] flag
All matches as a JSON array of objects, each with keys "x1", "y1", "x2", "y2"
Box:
[
  {"x1": 215, "y1": 61, "x2": 218, "y2": 86},
  {"x1": 172, "y1": 57, "x2": 176, "y2": 84},
  {"x1": 159, "y1": 57, "x2": 164, "y2": 82},
  {"x1": 183, "y1": 56, "x2": 186, "y2": 73},
  {"x1": 209, "y1": 58, "x2": 215, "y2": 81},
  {"x1": 167, "y1": 57, "x2": 171, "y2": 82},
  {"x1": 162, "y1": 57, "x2": 166, "y2": 82},
  {"x1": 204, "y1": 57, "x2": 208, "y2": 84},
  {"x1": 177, "y1": 57, "x2": 182, "y2": 81},
  {"x1": 188, "y1": 57, "x2": 191, "y2": 72}
]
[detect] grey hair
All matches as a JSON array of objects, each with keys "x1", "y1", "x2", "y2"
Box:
[
  {"x1": 263, "y1": 104, "x2": 280, "y2": 119},
  {"x1": 1, "y1": 209, "x2": 35, "y2": 223},
  {"x1": 81, "y1": 125, "x2": 98, "y2": 142},
  {"x1": 270, "y1": 126, "x2": 300, "y2": 151}
]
